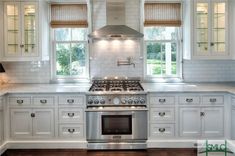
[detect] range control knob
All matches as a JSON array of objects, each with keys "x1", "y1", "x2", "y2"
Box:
[
  {"x1": 128, "y1": 98, "x2": 133, "y2": 104},
  {"x1": 121, "y1": 98, "x2": 126, "y2": 104},
  {"x1": 88, "y1": 99, "x2": 93, "y2": 104},
  {"x1": 113, "y1": 97, "x2": 120, "y2": 105},
  {"x1": 94, "y1": 99, "x2": 99, "y2": 104},
  {"x1": 134, "y1": 98, "x2": 139, "y2": 104},
  {"x1": 139, "y1": 98, "x2": 146, "y2": 104},
  {"x1": 100, "y1": 99, "x2": 105, "y2": 104}
]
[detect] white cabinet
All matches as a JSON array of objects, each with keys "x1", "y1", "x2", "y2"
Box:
[
  {"x1": 1, "y1": 1, "x2": 49, "y2": 61},
  {"x1": 193, "y1": 0, "x2": 228, "y2": 59},
  {"x1": 10, "y1": 108, "x2": 54, "y2": 139},
  {"x1": 201, "y1": 107, "x2": 223, "y2": 137},
  {"x1": 179, "y1": 107, "x2": 224, "y2": 138},
  {"x1": 179, "y1": 107, "x2": 201, "y2": 137}
]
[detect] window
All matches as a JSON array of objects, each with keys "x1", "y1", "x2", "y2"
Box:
[
  {"x1": 54, "y1": 28, "x2": 87, "y2": 77},
  {"x1": 50, "y1": 4, "x2": 88, "y2": 80},
  {"x1": 144, "y1": 3, "x2": 182, "y2": 78}
]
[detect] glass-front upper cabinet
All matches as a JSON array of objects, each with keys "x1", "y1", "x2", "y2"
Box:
[
  {"x1": 4, "y1": 2, "x2": 38, "y2": 59},
  {"x1": 194, "y1": 0, "x2": 227, "y2": 59}
]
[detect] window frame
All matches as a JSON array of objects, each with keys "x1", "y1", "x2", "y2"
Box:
[
  {"x1": 143, "y1": 26, "x2": 183, "y2": 81},
  {"x1": 51, "y1": 28, "x2": 90, "y2": 83}
]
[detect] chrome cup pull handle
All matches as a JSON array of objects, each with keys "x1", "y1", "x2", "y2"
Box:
[
  {"x1": 158, "y1": 112, "x2": 166, "y2": 117},
  {"x1": 159, "y1": 99, "x2": 166, "y2": 103},
  {"x1": 17, "y1": 100, "x2": 24, "y2": 104},
  {"x1": 68, "y1": 113, "x2": 75, "y2": 117},
  {"x1": 68, "y1": 128, "x2": 75, "y2": 133},
  {"x1": 186, "y1": 98, "x2": 193, "y2": 103},
  {"x1": 40, "y1": 99, "x2": 47, "y2": 104},
  {"x1": 67, "y1": 99, "x2": 74, "y2": 104},
  {"x1": 209, "y1": 98, "x2": 217, "y2": 103},
  {"x1": 159, "y1": 128, "x2": 166, "y2": 133}
]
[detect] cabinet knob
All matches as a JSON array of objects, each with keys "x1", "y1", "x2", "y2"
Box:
[
  {"x1": 200, "y1": 112, "x2": 205, "y2": 117},
  {"x1": 186, "y1": 98, "x2": 193, "y2": 103},
  {"x1": 159, "y1": 128, "x2": 166, "y2": 133},
  {"x1": 68, "y1": 128, "x2": 75, "y2": 133},
  {"x1": 40, "y1": 99, "x2": 47, "y2": 104},
  {"x1": 210, "y1": 42, "x2": 214, "y2": 46},
  {"x1": 158, "y1": 112, "x2": 166, "y2": 117},
  {"x1": 209, "y1": 98, "x2": 217, "y2": 103},
  {"x1": 159, "y1": 99, "x2": 166, "y2": 103},
  {"x1": 20, "y1": 44, "x2": 24, "y2": 48},
  {"x1": 67, "y1": 99, "x2": 74, "y2": 104},
  {"x1": 68, "y1": 113, "x2": 75, "y2": 117},
  {"x1": 17, "y1": 100, "x2": 24, "y2": 104},
  {"x1": 31, "y1": 113, "x2": 35, "y2": 118}
]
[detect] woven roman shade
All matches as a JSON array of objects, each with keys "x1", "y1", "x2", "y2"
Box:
[
  {"x1": 144, "y1": 3, "x2": 181, "y2": 27},
  {"x1": 50, "y1": 4, "x2": 88, "y2": 28}
]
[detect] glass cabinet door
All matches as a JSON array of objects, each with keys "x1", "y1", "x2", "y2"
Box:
[
  {"x1": 212, "y1": 2, "x2": 226, "y2": 54},
  {"x1": 22, "y1": 3, "x2": 38, "y2": 56},
  {"x1": 4, "y1": 3, "x2": 21, "y2": 56},
  {"x1": 196, "y1": 2, "x2": 209, "y2": 54}
]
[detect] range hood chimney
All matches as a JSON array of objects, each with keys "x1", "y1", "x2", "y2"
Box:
[{"x1": 88, "y1": 0, "x2": 143, "y2": 39}]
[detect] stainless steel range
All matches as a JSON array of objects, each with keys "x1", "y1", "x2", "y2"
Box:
[{"x1": 86, "y1": 78, "x2": 147, "y2": 150}]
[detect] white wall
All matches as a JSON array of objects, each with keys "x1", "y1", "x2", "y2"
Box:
[{"x1": 1, "y1": 0, "x2": 235, "y2": 83}]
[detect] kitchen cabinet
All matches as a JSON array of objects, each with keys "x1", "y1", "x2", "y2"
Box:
[
  {"x1": 148, "y1": 94, "x2": 176, "y2": 139},
  {"x1": 193, "y1": 0, "x2": 228, "y2": 59},
  {"x1": 10, "y1": 108, "x2": 54, "y2": 139},
  {"x1": 179, "y1": 106, "x2": 224, "y2": 137},
  {"x1": 1, "y1": 1, "x2": 49, "y2": 61},
  {"x1": 0, "y1": 97, "x2": 3, "y2": 145}
]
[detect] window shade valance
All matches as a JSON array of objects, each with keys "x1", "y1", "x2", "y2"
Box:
[
  {"x1": 50, "y1": 4, "x2": 88, "y2": 28},
  {"x1": 144, "y1": 3, "x2": 181, "y2": 27}
]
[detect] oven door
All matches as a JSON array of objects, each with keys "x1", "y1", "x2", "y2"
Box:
[{"x1": 86, "y1": 110, "x2": 147, "y2": 142}]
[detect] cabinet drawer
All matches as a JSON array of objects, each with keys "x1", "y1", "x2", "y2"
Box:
[
  {"x1": 59, "y1": 108, "x2": 84, "y2": 123},
  {"x1": 202, "y1": 96, "x2": 223, "y2": 105},
  {"x1": 150, "y1": 108, "x2": 175, "y2": 122},
  {"x1": 59, "y1": 124, "x2": 84, "y2": 138},
  {"x1": 150, "y1": 124, "x2": 175, "y2": 137},
  {"x1": 9, "y1": 97, "x2": 31, "y2": 106},
  {"x1": 179, "y1": 96, "x2": 200, "y2": 105},
  {"x1": 149, "y1": 96, "x2": 175, "y2": 105},
  {"x1": 59, "y1": 96, "x2": 84, "y2": 106},
  {"x1": 33, "y1": 97, "x2": 54, "y2": 106}
]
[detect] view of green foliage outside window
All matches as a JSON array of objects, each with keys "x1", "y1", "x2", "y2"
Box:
[
  {"x1": 54, "y1": 28, "x2": 87, "y2": 77},
  {"x1": 144, "y1": 27, "x2": 179, "y2": 77}
]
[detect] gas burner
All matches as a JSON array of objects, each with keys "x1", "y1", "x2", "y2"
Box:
[{"x1": 89, "y1": 78, "x2": 144, "y2": 92}]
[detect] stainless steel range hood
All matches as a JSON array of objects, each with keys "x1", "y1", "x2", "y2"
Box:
[
  {"x1": 88, "y1": 25, "x2": 144, "y2": 39},
  {"x1": 88, "y1": 0, "x2": 143, "y2": 39}
]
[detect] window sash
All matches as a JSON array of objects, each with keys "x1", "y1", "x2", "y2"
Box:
[
  {"x1": 144, "y1": 3, "x2": 181, "y2": 27},
  {"x1": 50, "y1": 4, "x2": 88, "y2": 28}
]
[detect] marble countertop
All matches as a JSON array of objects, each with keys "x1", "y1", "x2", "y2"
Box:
[{"x1": 1, "y1": 82, "x2": 235, "y2": 96}]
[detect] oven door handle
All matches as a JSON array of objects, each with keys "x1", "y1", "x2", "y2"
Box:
[{"x1": 85, "y1": 108, "x2": 148, "y2": 112}]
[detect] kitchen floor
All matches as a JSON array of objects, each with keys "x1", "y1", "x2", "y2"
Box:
[{"x1": 2, "y1": 149, "x2": 197, "y2": 156}]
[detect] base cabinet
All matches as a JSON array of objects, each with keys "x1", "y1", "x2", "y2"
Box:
[
  {"x1": 179, "y1": 107, "x2": 224, "y2": 138},
  {"x1": 11, "y1": 109, "x2": 54, "y2": 139}
]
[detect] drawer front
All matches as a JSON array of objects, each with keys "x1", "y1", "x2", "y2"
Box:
[
  {"x1": 33, "y1": 97, "x2": 54, "y2": 106},
  {"x1": 150, "y1": 108, "x2": 175, "y2": 122},
  {"x1": 9, "y1": 97, "x2": 31, "y2": 106},
  {"x1": 202, "y1": 96, "x2": 224, "y2": 105},
  {"x1": 59, "y1": 108, "x2": 84, "y2": 123},
  {"x1": 149, "y1": 96, "x2": 175, "y2": 105},
  {"x1": 0, "y1": 98, "x2": 3, "y2": 110},
  {"x1": 59, "y1": 124, "x2": 84, "y2": 138},
  {"x1": 179, "y1": 96, "x2": 200, "y2": 105},
  {"x1": 59, "y1": 96, "x2": 84, "y2": 106},
  {"x1": 150, "y1": 124, "x2": 175, "y2": 137}
]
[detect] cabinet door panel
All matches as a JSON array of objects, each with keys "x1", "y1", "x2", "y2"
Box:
[
  {"x1": 232, "y1": 107, "x2": 235, "y2": 139},
  {"x1": 179, "y1": 107, "x2": 201, "y2": 137},
  {"x1": 10, "y1": 109, "x2": 32, "y2": 138},
  {"x1": 0, "y1": 111, "x2": 3, "y2": 145},
  {"x1": 21, "y1": 2, "x2": 38, "y2": 57},
  {"x1": 201, "y1": 107, "x2": 224, "y2": 137},
  {"x1": 4, "y1": 2, "x2": 21, "y2": 56},
  {"x1": 33, "y1": 109, "x2": 54, "y2": 138}
]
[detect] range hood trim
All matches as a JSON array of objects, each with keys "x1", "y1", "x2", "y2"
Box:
[{"x1": 88, "y1": 25, "x2": 144, "y2": 39}]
